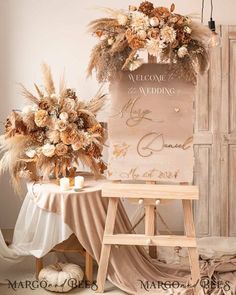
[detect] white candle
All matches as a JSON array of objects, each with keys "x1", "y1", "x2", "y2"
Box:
[
  {"x1": 60, "y1": 177, "x2": 70, "y2": 191},
  {"x1": 74, "y1": 176, "x2": 84, "y2": 189}
]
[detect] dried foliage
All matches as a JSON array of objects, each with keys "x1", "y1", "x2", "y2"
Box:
[
  {"x1": 88, "y1": 1, "x2": 213, "y2": 83},
  {"x1": 0, "y1": 65, "x2": 107, "y2": 194}
]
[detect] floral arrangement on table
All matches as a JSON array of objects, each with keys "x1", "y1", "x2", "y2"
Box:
[
  {"x1": 88, "y1": 1, "x2": 213, "y2": 83},
  {"x1": 0, "y1": 64, "x2": 107, "y2": 193}
]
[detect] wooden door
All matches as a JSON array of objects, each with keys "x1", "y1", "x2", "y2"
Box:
[{"x1": 194, "y1": 25, "x2": 236, "y2": 237}]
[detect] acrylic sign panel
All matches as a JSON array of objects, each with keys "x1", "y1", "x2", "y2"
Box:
[{"x1": 107, "y1": 64, "x2": 195, "y2": 183}]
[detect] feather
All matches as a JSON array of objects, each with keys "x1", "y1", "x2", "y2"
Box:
[
  {"x1": 189, "y1": 21, "x2": 213, "y2": 47},
  {"x1": 122, "y1": 50, "x2": 137, "y2": 70},
  {"x1": 110, "y1": 32, "x2": 128, "y2": 54},
  {"x1": 88, "y1": 18, "x2": 119, "y2": 33},
  {"x1": 87, "y1": 44, "x2": 103, "y2": 77},
  {"x1": 19, "y1": 83, "x2": 39, "y2": 104},
  {"x1": 41, "y1": 63, "x2": 55, "y2": 95},
  {"x1": 34, "y1": 83, "x2": 44, "y2": 99},
  {"x1": 59, "y1": 70, "x2": 67, "y2": 99},
  {"x1": 85, "y1": 86, "x2": 107, "y2": 114}
]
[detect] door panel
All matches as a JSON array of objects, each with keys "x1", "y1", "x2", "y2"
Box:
[{"x1": 194, "y1": 25, "x2": 236, "y2": 237}]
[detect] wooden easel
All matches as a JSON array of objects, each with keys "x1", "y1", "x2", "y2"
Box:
[{"x1": 96, "y1": 183, "x2": 200, "y2": 294}]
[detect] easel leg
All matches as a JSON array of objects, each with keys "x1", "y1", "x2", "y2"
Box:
[
  {"x1": 85, "y1": 251, "x2": 93, "y2": 283},
  {"x1": 145, "y1": 205, "x2": 157, "y2": 258},
  {"x1": 96, "y1": 198, "x2": 119, "y2": 293},
  {"x1": 182, "y1": 200, "x2": 200, "y2": 294}
]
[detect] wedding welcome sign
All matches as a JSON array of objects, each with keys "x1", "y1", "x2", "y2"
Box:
[{"x1": 107, "y1": 64, "x2": 195, "y2": 183}]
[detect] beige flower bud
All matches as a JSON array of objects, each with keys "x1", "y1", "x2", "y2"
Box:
[
  {"x1": 149, "y1": 17, "x2": 159, "y2": 27},
  {"x1": 117, "y1": 14, "x2": 128, "y2": 26},
  {"x1": 25, "y1": 149, "x2": 36, "y2": 158},
  {"x1": 177, "y1": 46, "x2": 188, "y2": 58},
  {"x1": 137, "y1": 30, "x2": 147, "y2": 40},
  {"x1": 108, "y1": 38, "x2": 114, "y2": 45}
]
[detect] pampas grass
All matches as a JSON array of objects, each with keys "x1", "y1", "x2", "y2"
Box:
[
  {"x1": 189, "y1": 21, "x2": 213, "y2": 48},
  {"x1": 88, "y1": 2, "x2": 213, "y2": 83},
  {"x1": 19, "y1": 83, "x2": 39, "y2": 105},
  {"x1": 41, "y1": 63, "x2": 55, "y2": 95},
  {"x1": 0, "y1": 134, "x2": 31, "y2": 194},
  {"x1": 0, "y1": 65, "x2": 107, "y2": 195}
]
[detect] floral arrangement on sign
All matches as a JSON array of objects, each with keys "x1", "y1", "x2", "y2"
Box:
[
  {"x1": 0, "y1": 64, "x2": 107, "y2": 193},
  {"x1": 88, "y1": 1, "x2": 213, "y2": 83}
]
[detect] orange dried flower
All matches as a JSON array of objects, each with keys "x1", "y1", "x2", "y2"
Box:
[
  {"x1": 138, "y1": 1, "x2": 154, "y2": 16},
  {"x1": 88, "y1": 123, "x2": 104, "y2": 136},
  {"x1": 151, "y1": 7, "x2": 170, "y2": 18},
  {"x1": 86, "y1": 143, "x2": 101, "y2": 159},
  {"x1": 129, "y1": 37, "x2": 145, "y2": 50},
  {"x1": 148, "y1": 28, "x2": 160, "y2": 39},
  {"x1": 98, "y1": 160, "x2": 107, "y2": 174}
]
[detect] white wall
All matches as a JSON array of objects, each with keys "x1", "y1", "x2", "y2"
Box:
[{"x1": 1, "y1": 0, "x2": 236, "y2": 230}]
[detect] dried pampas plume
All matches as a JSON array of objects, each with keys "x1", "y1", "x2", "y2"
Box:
[
  {"x1": 0, "y1": 65, "x2": 107, "y2": 195},
  {"x1": 41, "y1": 63, "x2": 56, "y2": 95},
  {"x1": 189, "y1": 21, "x2": 213, "y2": 47},
  {"x1": 88, "y1": 2, "x2": 213, "y2": 83}
]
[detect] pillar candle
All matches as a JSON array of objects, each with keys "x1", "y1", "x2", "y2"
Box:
[
  {"x1": 74, "y1": 176, "x2": 84, "y2": 189},
  {"x1": 60, "y1": 177, "x2": 70, "y2": 191}
]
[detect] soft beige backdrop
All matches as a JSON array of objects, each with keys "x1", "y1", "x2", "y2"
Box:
[{"x1": 1, "y1": 0, "x2": 236, "y2": 231}]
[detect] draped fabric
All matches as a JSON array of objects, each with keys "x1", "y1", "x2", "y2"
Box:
[{"x1": 0, "y1": 178, "x2": 236, "y2": 294}]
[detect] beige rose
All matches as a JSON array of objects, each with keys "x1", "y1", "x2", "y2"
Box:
[
  {"x1": 42, "y1": 143, "x2": 55, "y2": 157},
  {"x1": 68, "y1": 110, "x2": 78, "y2": 122},
  {"x1": 56, "y1": 120, "x2": 68, "y2": 131},
  {"x1": 34, "y1": 110, "x2": 49, "y2": 127},
  {"x1": 60, "y1": 125, "x2": 79, "y2": 145},
  {"x1": 55, "y1": 143, "x2": 68, "y2": 156}
]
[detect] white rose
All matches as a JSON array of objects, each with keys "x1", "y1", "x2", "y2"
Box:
[
  {"x1": 25, "y1": 149, "x2": 37, "y2": 158},
  {"x1": 117, "y1": 14, "x2": 128, "y2": 26},
  {"x1": 42, "y1": 143, "x2": 55, "y2": 157},
  {"x1": 177, "y1": 46, "x2": 188, "y2": 58},
  {"x1": 149, "y1": 17, "x2": 159, "y2": 27},
  {"x1": 59, "y1": 112, "x2": 69, "y2": 121}
]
